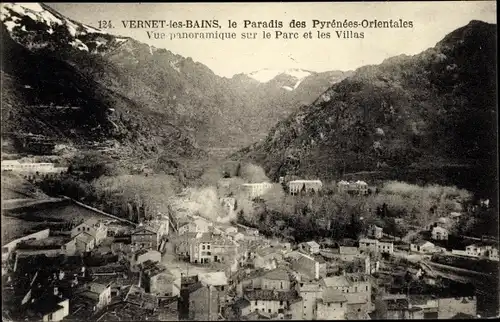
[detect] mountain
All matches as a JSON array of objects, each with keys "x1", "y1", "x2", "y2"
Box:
[
  {"x1": 0, "y1": 2, "x2": 205, "y2": 167},
  {"x1": 226, "y1": 69, "x2": 353, "y2": 146},
  {"x1": 1, "y1": 3, "x2": 352, "y2": 152},
  {"x1": 236, "y1": 20, "x2": 497, "y2": 197}
]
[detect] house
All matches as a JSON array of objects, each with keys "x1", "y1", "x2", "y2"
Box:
[
  {"x1": 431, "y1": 226, "x2": 449, "y2": 241},
  {"x1": 74, "y1": 232, "x2": 96, "y2": 253},
  {"x1": 183, "y1": 281, "x2": 223, "y2": 321},
  {"x1": 2, "y1": 229, "x2": 50, "y2": 263},
  {"x1": 27, "y1": 292, "x2": 70, "y2": 322},
  {"x1": 261, "y1": 269, "x2": 292, "y2": 291},
  {"x1": 141, "y1": 261, "x2": 181, "y2": 297},
  {"x1": 131, "y1": 221, "x2": 168, "y2": 251},
  {"x1": 254, "y1": 246, "x2": 284, "y2": 270},
  {"x1": 189, "y1": 231, "x2": 238, "y2": 264},
  {"x1": 359, "y1": 238, "x2": 393, "y2": 255},
  {"x1": 233, "y1": 298, "x2": 252, "y2": 318},
  {"x1": 487, "y1": 247, "x2": 499, "y2": 261},
  {"x1": 358, "y1": 238, "x2": 378, "y2": 253},
  {"x1": 198, "y1": 271, "x2": 228, "y2": 306},
  {"x1": 299, "y1": 241, "x2": 321, "y2": 255},
  {"x1": 236, "y1": 268, "x2": 291, "y2": 297},
  {"x1": 344, "y1": 255, "x2": 373, "y2": 275},
  {"x1": 382, "y1": 294, "x2": 419, "y2": 319},
  {"x1": 368, "y1": 225, "x2": 383, "y2": 239},
  {"x1": 243, "y1": 289, "x2": 301, "y2": 318},
  {"x1": 291, "y1": 252, "x2": 327, "y2": 280},
  {"x1": 465, "y1": 244, "x2": 499, "y2": 261},
  {"x1": 175, "y1": 232, "x2": 198, "y2": 258},
  {"x1": 240, "y1": 182, "x2": 273, "y2": 199},
  {"x1": 1, "y1": 160, "x2": 67, "y2": 174},
  {"x1": 316, "y1": 287, "x2": 347, "y2": 320},
  {"x1": 321, "y1": 274, "x2": 372, "y2": 315},
  {"x1": 411, "y1": 241, "x2": 436, "y2": 254},
  {"x1": 71, "y1": 219, "x2": 108, "y2": 246},
  {"x1": 122, "y1": 284, "x2": 159, "y2": 311},
  {"x1": 77, "y1": 282, "x2": 112, "y2": 311},
  {"x1": 15, "y1": 237, "x2": 77, "y2": 257},
  {"x1": 288, "y1": 180, "x2": 323, "y2": 195},
  {"x1": 294, "y1": 280, "x2": 322, "y2": 320},
  {"x1": 131, "y1": 249, "x2": 162, "y2": 267},
  {"x1": 227, "y1": 231, "x2": 245, "y2": 242},
  {"x1": 337, "y1": 180, "x2": 369, "y2": 195},
  {"x1": 178, "y1": 217, "x2": 213, "y2": 235},
  {"x1": 377, "y1": 240, "x2": 394, "y2": 254}
]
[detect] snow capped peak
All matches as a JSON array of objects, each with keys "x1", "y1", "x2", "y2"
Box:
[
  {"x1": 246, "y1": 68, "x2": 313, "y2": 83},
  {"x1": 1, "y1": 2, "x2": 106, "y2": 36}
]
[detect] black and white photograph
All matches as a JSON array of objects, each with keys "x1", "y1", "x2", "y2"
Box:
[{"x1": 0, "y1": 1, "x2": 498, "y2": 321}]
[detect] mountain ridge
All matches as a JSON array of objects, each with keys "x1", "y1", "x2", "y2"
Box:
[
  {"x1": 235, "y1": 20, "x2": 497, "y2": 197},
  {"x1": 1, "y1": 2, "x2": 352, "y2": 150}
]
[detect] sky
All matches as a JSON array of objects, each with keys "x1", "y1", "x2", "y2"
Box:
[{"x1": 48, "y1": 2, "x2": 496, "y2": 78}]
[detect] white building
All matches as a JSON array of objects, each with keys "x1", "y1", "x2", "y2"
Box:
[
  {"x1": 288, "y1": 180, "x2": 323, "y2": 195},
  {"x1": 337, "y1": 180, "x2": 368, "y2": 195},
  {"x1": 240, "y1": 182, "x2": 273, "y2": 199},
  {"x1": 431, "y1": 226, "x2": 449, "y2": 241},
  {"x1": 1, "y1": 160, "x2": 67, "y2": 174}
]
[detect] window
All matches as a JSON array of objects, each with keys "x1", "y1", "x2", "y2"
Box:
[
  {"x1": 47, "y1": 313, "x2": 53, "y2": 321},
  {"x1": 280, "y1": 301, "x2": 283, "y2": 305},
  {"x1": 207, "y1": 245, "x2": 211, "y2": 250},
  {"x1": 255, "y1": 301, "x2": 258, "y2": 305},
  {"x1": 268, "y1": 309, "x2": 271, "y2": 313},
  {"x1": 366, "y1": 286, "x2": 368, "y2": 291},
  {"x1": 340, "y1": 303, "x2": 343, "y2": 308}
]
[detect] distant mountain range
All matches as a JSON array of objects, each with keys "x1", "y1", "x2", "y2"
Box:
[
  {"x1": 235, "y1": 20, "x2": 497, "y2": 196},
  {"x1": 0, "y1": 3, "x2": 352, "y2": 155}
]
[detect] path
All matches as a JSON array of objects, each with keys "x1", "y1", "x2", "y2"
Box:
[{"x1": 61, "y1": 196, "x2": 136, "y2": 226}]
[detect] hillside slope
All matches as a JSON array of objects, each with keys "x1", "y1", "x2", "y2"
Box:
[
  {"x1": 237, "y1": 20, "x2": 497, "y2": 196},
  {"x1": 1, "y1": 3, "x2": 351, "y2": 151}
]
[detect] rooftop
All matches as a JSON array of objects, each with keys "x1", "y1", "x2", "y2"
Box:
[
  {"x1": 17, "y1": 237, "x2": 71, "y2": 249},
  {"x1": 198, "y1": 271, "x2": 228, "y2": 286},
  {"x1": 261, "y1": 268, "x2": 289, "y2": 281},
  {"x1": 305, "y1": 241, "x2": 320, "y2": 248},
  {"x1": 244, "y1": 289, "x2": 300, "y2": 301},
  {"x1": 29, "y1": 294, "x2": 67, "y2": 316},
  {"x1": 339, "y1": 246, "x2": 359, "y2": 255},
  {"x1": 359, "y1": 238, "x2": 378, "y2": 244},
  {"x1": 233, "y1": 298, "x2": 251, "y2": 309},
  {"x1": 140, "y1": 260, "x2": 168, "y2": 277},
  {"x1": 74, "y1": 232, "x2": 94, "y2": 244},
  {"x1": 320, "y1": 288, "x2": 347, "y2": 303},
  {"x1": 414, "y1": 240, "x2": 434, "y2": 247},
  {"x1": 344, "y1": 293, "x2": 369, "y2": 305}
]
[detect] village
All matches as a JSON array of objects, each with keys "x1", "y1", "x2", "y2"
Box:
[{"x1": 1, "y1": 159, "x2": 497, "y2": 321}]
